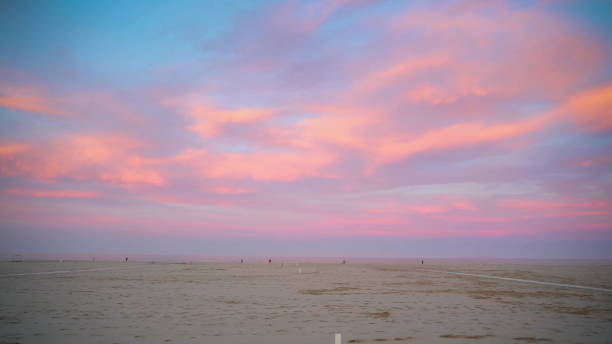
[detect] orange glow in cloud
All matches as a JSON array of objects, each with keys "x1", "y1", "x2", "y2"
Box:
[
  {"x1": 0, "y1": 79, "x2": 161, "y2": 125},
  {"x1": 563, "y1": 84, "x2": 612, "y2": 131},
  {"x1": 0, "y1": 143, "x2": 28, "y2": 156},
  {"x1": 575, "y1": 154, "x2": 612, "y2": 168},
  {"x1": 0, "y1": 86, "x2": 68, "y2": 116}
]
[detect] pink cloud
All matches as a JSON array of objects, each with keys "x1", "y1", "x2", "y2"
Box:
[
  {"x1": 0, "y1": 134, "x2": 165, "y2": 186},
  {"x1": 294, "y1": 108, "x2": 379, "y2": 149},
  {"x1": 6, "y1": 188, "x2": 100, "y2": 199},
  {"x1": 445, "y1": 215, "x2": 513, "y2": 223},
  {"x1": 500, "y1": 199, "x2": 610, "y2": 211},
  {"x1": 338, "y1": 216, "x2": 406, "y2": 226},
  {"x1": 210, "y1": 186, "x2": 258, "y2": 195},
  {"x1": 373, "y1": 113, "x2": 552, "y2": 164},
  {"x1": 204, "y1": 150, "x2": 336, "y2": 181},
  {"x1": 100, "y1": 169, "x2": 165, "y2": 186},
  {"x1": 405, "y1": 84, "x2": 460, "y2": 105},
  {"x1": 159, "y1": 92, "x2": 279, "y2": 139},
  {"x1": 407, "y1": 205, "x2": 449, "y2": 214},
  {"x1": 189, "y1": 105, "x2": 276, "y2": 138},
  {"x1": 452, "y1": 202, "x2": 478, "y2": 211},
  {"x1": 391, "y1": 3, "x2": 604, "y2": 99},
  {"x1": 140, "y1": 146, "x2": 334, "y2": 182},
  {"x1": 369, "y1": 199, "x2": 478, "y2": 216},
  {"x1": 354, "y1": 55, "x2": 451, "y2": 97},
  {"x1": 521, "y1": 211, "x2": 612, "y2": 219}
]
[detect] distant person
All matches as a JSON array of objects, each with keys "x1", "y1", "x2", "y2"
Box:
[
  {"x1": 240, "y1": 259, "x2": 244, "y2": 263},
  {"x1": 268, "y1": 258, "x2": 272, "y2": 263},
  {"x1": 125, "y1": 257, "x2": 128, "y2": 262},
  {"x1": 342, "y1": 260, "x2": 346, "y2": 264},
  {"x1": 421, "y1": 259, "x2": 423, "y2": 264}
]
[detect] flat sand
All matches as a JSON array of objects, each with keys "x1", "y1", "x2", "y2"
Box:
[{"x1": 1, "y1": 261, "x2": 612, "y2": 343}]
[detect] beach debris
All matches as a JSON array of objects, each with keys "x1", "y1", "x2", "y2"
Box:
[{"x1": 335, "y1": 333, "x2": 342, "y2": 344}]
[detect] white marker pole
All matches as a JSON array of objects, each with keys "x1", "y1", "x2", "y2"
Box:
[
  {"x1": 335, "y1": 333, "x2": 341, "y2": 344},
  {"x1": 298, "y1": 268, "x2": 302, "y2": 274}
]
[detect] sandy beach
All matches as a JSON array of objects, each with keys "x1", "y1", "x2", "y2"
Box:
[{"x1": 1, "y1": 261, "x2": 611, "y2": 344}]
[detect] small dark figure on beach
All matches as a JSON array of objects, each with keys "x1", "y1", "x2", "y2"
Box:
[
  {"x1": 342, "y1": 260, "x2": 346, "y2": 264},
  {"x1": 240, "y1": 259, "x2": 243, "y2": 263},
  {"x1": 421, "y1": 259, "x2": 424, "y2": 264},
  {"x1": 125, "y1": 257, "x2": 128, "y2": 262},
  {"x1": 268, "y1": 258, "x2": 272, "y2": 263}
]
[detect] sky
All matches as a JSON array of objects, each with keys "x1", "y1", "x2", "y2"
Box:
[{"x1": 1, "y1": 0, "x2": 611, "y2": 259}]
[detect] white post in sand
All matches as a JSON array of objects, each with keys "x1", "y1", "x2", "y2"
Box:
[
  {"x1": 298, "y1": 268, "x2": 302, "y2": 274},
  {"x1": 335, "y1": 333, "x2": 342, "y2": 344}
]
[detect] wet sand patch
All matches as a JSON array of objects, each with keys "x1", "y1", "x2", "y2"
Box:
[
  {"x1": 513, "y1": 337, "x2": 553, "y2": 342},
  {"x1": 366, "y1": 311, "x2": 390, "y2": 319},
  {"x1": 348, "y1": 336, "x2": 413, "y2": 343},
  {"x1": 440, "y1": 334, "x2": 493, "y2": 339},
  {"x1": 299, "y1": 287, "x2": 360, "y2": 295}
]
